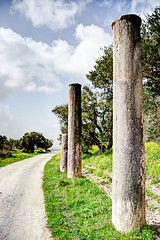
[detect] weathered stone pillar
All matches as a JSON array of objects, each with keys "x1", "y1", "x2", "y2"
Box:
[
  {"x1": 68, "y1": 83, "x2": 82, "y2": 178},
  {"x1": 112, "y1": 14, "x2": 146, "y2": 233},
  {"x1": 60, "y1": 133, "x2": 68, "y2": 172}
]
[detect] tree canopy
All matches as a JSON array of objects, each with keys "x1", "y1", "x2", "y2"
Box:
[
  {"x1": 52, "y1": 7, "x2": 160, "y2": 152},
  {"x1": 20, "y1": 132, "x2": 53, "y2": 153},
  {"x1": 141, "y1": 6, "x2": 160, "y2": 97},
  {"x1": 0, "y1": 132, "x2": 53, "y2": 156}
]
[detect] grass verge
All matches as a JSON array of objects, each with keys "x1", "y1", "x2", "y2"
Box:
[
  {"x1": 43, "y1": 149, "x2": 159, "y2": 239},
  {"x1": 0, "y1": 149, "x2": 49, "y2": 167},
  {"x1": 83, "y1": 142, "x2": 160, "y2": 183},
  {"x1": 145, "y1": 142, "x2": 160, "y2": 183}
]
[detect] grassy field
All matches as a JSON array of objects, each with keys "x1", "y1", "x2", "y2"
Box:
[
  {"x1": 0, "y1": 149, "x2": 48, "y2": 167},
  {"x1": 83, "y1": 142, "x2": 160, "y2": 182},
  {"x1": 43, "y1": 142, "x2": 160, "y2": 239}
]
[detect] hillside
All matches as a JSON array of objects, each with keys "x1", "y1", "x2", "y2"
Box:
[{"x1": 43, "y1": 142, "x2": 160, "y2": 239}]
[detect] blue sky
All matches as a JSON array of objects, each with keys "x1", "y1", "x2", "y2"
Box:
[{"x1": 0, "y1": 0, "x2": 159, "y2": 148}]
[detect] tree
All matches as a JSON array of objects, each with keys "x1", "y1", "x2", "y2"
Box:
[
  {"x1": 43, "y1": 138, "x2": 53, "y2": 150},
  {"x1": 52, "y1": 46, "x2": 113, "y2": 154},
  {"x1": 82, "y1": 85, "x2": 112, "y2": 153},
  {"x1": 0, "y1": 135, "x2": 11, "y2": 152},
  {"x1": 7, "y1": 138, "x2": 21, "y2": 150},
  {"x1": 84, "y1": 45, "x2": 113, "y2": 153},
  {"x1": 20, "y1": 132, "x2": 53, "y2": 153},
  {"x1": 86, "y1": 7, "x2": 160, "y2": 144},
  {"x1": 0, "y1": 135, "x2": 7, "y2": 151},
  {"x1": 141, "y1": 7, "x2": 160, "y2": 142},
  {"x1": 141, "y1": 6, "x2": 160, "y2": 97},
  {"x1": 52, "y1": 7, "x2": 160, "y2": 151},
  {"x1": 143, "y1": 87, "x2": 160, "y2": 142},
  {"x1": 52, "y1": 104, "x2": 68, "y2": 143},
  {"x1": 0, "y1": 135, "x2": 12, "y2": 158},
  {"x1": 20, "y1": 132, "x2": 35, "y2": 153},
  {"x1": 86, "y1": 46, "x2": 113, "y2": 89}
]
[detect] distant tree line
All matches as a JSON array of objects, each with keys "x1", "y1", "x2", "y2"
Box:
[
  {"x1": 53, "y1": 7, "x2": 159, "y2": 154},
  {"x1": 0, "y1": 132, "x2": 53, "y2": 158}
]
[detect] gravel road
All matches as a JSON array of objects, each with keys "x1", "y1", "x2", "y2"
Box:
[{"x1": 0, "y1": 152, "x2": 57, "y2": 240}]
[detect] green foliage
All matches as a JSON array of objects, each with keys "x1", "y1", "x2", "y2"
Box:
[
  {"x1": 86, "y1": 46, "x2": 113, "y2": 89},
  {"x1": 0, "y1": 135, "x2": 12, "y2": 159},
  {"x1": 146, "y1": 187, "x2": 160, "y2": 203},
  {"x1": 141, "y1": 7, "x2": 160, "y2": 142},
  {"x1": 0, "y1": 132, "x2": 53, "y2": 166},
  {"x1": 85, "y1": 7, "x2": 160, "y2": 146},
  {"x1": 0, "y1": 149, "x2": 45, "y2": 167},
  {"x1": 52, "y1": 47, "x2": 113, "y2": 154},
  {"x1": 145, "y1": 142, "x2": 160, "y2": 183},
  {"x1": 144, "y1": 87, "x2": 160, "y2": 143},
  {"x1": 83, "y1": 143, "x2": 160, "y2": 184},
  {"x1": 52, "y1": 7, "x2": 160, "y2": 152},
  {"x1": 82, "y1": 45, "x2": 113, "y2": 153},
  {"x1": 20, "y1": 132, "x2": 53, "y2": 153},
  {"x1": 56, "y1": 178, "x2": 70, "y2": 187},
  {"x1": 43, "y1": 152, "x2": 159, "y2": 239},
  {"x1": 0, "y1": 135, "x2": 8, "y2": 150},
  {"x1": 82, "y1": 85, "x2": 113, "y2": 153},
  {"x1": 141, "y1": 6, "x2": 160, "y2": 97},
  {"x1": 52, "y1": 104, "x2": 68, "y2": 142},
  {"x1": 82, "y1": 145, "x2": 99, "y2": 160},
  {"x1": 84, "y1": 147, "x2": 113, "y2": 174}
]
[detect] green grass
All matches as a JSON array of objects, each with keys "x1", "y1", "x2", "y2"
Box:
[
  {"x1": 83, "y1": 147, "x2": 113, "y2": 174},
  {"x1": 145, "y1": 142, "x2": 160, "y2": 183},
  {"x1": 43, "y1": 149, "x2": 159, "y2": 239},
  {"x1": 83, "y1": 143, "x2": 160, "y2": 183},
  {"x1": 0, "y1": 149, "x2": 48, "y2": 167},
  {"x1": 146, "y1": 187, "x2": 160, "y2": 204}
]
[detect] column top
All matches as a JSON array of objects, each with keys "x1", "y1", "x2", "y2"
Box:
[
  {"x1": 112, "y1": 14, "x2": 141, "y2": 29},
  {"x1": 69, "y1": 83, "x2": 81, "y2": 87}
]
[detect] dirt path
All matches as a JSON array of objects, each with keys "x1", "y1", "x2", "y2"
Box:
[
  {"x1": 0, "y1": 152, "x2": 57, "y2": 240},
  {"x1": 83, "y1": 164, "x2": 160, "y2": 237}
]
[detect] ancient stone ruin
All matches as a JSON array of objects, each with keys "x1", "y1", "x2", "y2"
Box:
[
  {"x1": 60, "y1": 133, "x2": 68, "y2": 173},
  {"x1": 112, "y1": 14, "x2": 146, "y2": 232},
  {"x1": 67, "y1": 83, "x2": 82, "y2": 178}
]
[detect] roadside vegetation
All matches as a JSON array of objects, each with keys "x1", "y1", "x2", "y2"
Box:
[
  {"x1": 0, "y1": 132, "x2": 53, "y2": 167},
  {"x1": 0, "y1": 149, "x2": 49, "y2": 167},
  {"x1": 46, "y1": 7, "x2": 160, "y2": 239},
  {"x1": 43, "y1": 142, "x2": 160, "y2": 239}
]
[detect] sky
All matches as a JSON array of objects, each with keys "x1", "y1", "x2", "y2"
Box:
[{"x1": 0, "y1": 0, "x2": 159, "y2": 149}]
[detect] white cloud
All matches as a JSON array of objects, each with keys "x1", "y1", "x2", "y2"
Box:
[
  {"x1": 0, "y1": 104, "x2": 14, "y2": 122},
  {"x1": 130, "y1": 0, "x2": 159, "y2": 16},
  {"x1": 0, "y1": 25, "x2": 112, "y2": 99},
  {"x1": 0, "y1": 103, "x2": 19, "y2": 139},
  {"x1": 0, "y1": 27, "x2": 62, "y2": 99},
  {"x1": 99, "y1": 0, "x2": 112, "y2": 7},
  {"x1": 116, "y1": 1, "x2": 128, "y2": 13},
  {"x1": 51, "y1": 24, "x2": 112, "y2": 76},
  {"x1": 11, "y1": 0, "x2": 90, "y2": 31},
  {"x1": 114, "y1": 0, "x2": 159, "y2": 17},
  {"x1": 103, "y1": 0, "x2": 159, "y2": 29}
]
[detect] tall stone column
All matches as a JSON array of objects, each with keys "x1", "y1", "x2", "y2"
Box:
[
  {"x1": 68, "y1": 83, "x2": 82, "y2": 178},
  {"x1": 112, "y1": 14, "x2": 146, "y2": 233},
  {"x1": 60, "y1": 133, "x2": 68, "y2": 172}
]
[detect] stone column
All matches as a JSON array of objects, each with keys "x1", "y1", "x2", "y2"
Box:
[
  {"x1": 60, "y1": 133, "x2": 68, "y2": 172},
  {"x1": 68, "y1": 83, "x2": 82, "y2": 178},
  {"x1": 112, "y1": 14, "x2": 146, "y2": 233}
]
